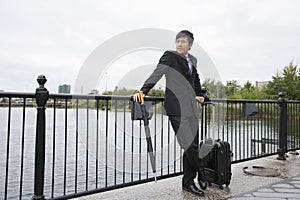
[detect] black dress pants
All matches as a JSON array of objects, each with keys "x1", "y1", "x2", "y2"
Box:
[{"x1": 169, "y1": 115, "x2": 205, "y2": 187}]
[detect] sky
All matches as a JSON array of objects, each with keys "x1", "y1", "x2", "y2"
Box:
[{"x1": 0, "y1": 0, "x2": 299, "y2": 93}]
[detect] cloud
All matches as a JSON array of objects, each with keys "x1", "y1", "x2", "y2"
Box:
[{"x1": 0, "y1": 0, "x2": 299, "y2": 92}]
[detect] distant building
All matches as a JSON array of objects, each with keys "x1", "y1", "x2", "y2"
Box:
[
  {"x1": 256, "y1": 81, "x2": 269, "y2": 89},
  {"x1": 89, "y1": 89, "x2": 99, "y2": 95},
  {"x1": 58, "y1": 84, "x2": 71, "y2": 94},
  {"x1": 0, "y1": 90, "x2": 3, "y2": 102}
]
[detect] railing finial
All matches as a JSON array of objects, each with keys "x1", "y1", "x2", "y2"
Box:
[{"x1": 37, "y1": 75, "x2": 47, "y2": 88}]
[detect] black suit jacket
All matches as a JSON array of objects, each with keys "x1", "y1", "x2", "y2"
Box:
[{"x1": 140, "y1": 50, "x2": 203, "y2": 117}]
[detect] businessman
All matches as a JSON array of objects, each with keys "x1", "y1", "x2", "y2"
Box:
[{"x1": 133, "y1": 30, "x2": 207, "y2": 196}]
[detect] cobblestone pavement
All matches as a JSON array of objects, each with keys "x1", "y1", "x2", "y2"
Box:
[
  {"x1": 75, "y1": 151, "x2": 300, "y2": 200},
  {"x1": 228, "y1": 176, "x2": 300, "y2": 200}
]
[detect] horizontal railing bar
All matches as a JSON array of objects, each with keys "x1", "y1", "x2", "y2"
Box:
[
  {"x1": 211, "y1": 99, "x2": 278, "y2": 104},
  {"x1": 0, "y1": 92, "x2": 35, "y2": 98},
  {"x1": 2, "y1": 91, "x2": 299, "y2": 103},
  {"x1": 0, "y1": 92, "x2": 164, "y2": 101}
]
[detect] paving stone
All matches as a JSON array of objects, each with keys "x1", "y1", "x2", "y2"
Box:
[
  {"x1": 292, "y1": 184, "x2": 300, "y2": 188},
  {"x1": 291, "y1": 181, "x2": 300, "y2": 184},
  {"x1": 230, "y1": 197, "x2": 284, "y2": 200},
  {"x1": 272, "y1": 183, "x2": 295, "y2": 188},
  {"x1": 253, "y1": 191, "x2": 300, "y2": 198},
  {"x1": 256, "y1": 188, "x2": 274, "y2": 192},
  {"x1": 274, "y1": 188, "x2": 300, "y2": 193}
]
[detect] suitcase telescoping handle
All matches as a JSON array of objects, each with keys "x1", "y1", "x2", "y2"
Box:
[{"x1": 200, "y1": 101, "x2": 216, "y2": 142}]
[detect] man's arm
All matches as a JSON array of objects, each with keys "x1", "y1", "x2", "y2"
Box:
[
  {"x1": 193, "y1": 61, "x2": 205, "y2": 103},
  {"x1": 140, "y1": 51, "x2": 171, "y2": 95},
  {"x1": 140, "y1": 63, "x2": 168, "y2": 95},
  {"x1": 133, "y1": 51, "x2": 171, "y2": 102}
]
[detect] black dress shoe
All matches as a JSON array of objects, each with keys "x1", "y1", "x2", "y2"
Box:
[
  {"x1": 198, "y1": 179, "x2": 207, "y2": 190},
  {"x1": 182, "y1": 184, "x2": 204, "y2": 196},
  {"x1": 198, "y1": 170, "x2": 207, "y2": 190}
]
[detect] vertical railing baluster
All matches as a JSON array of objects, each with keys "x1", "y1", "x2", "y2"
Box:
[
  {"x1": 255, "y1": 103, "x2": 258, "y2": 155},
  {"x1": 4, "y1": 97, "x2": 11, "y2": 200},
  {"x1": 290, "y1": 102, "x2": 293, "y2": 150},
  {"x1": 258, "y1": 103, "x2": 261, "y2": 155},
  {"x1": 96, "y1": 99, "x2": 99, "y2": 188},
  {"x1": 230, "y1": 103, "x2": 234, "y2": 160},
  {"x1": 19, "y1": 98, "x2": 26, "y2": 200},
  {"x1": 160, "y1": 103, "x2": 164, "y2": 176},
  {"x1": 105, "y1": 100, "x2": 108, "y2": 187},
  {"x1": 123, "y1": 100, "x2": 126, "y2": 184},
  {"x1": 222, "y1": 102, "x2": 225, "y2": 141},
  {"x1": 75, "y1": 99, "x2": 79, "y2": 193},
  {"x1": 264, "y1": 103, "x2": 267, "y2": 154},
  {"x1": 226, "y1": 102, "x2": 229, "y2": 143},
  {"x1": 234, "y1": 103, "x2": 237, "y2": 160},
  {"x1": 114, "y1": 100, "x2": 117, "y2": 185},
  {"x1": 296, "y1": 102, "x2": 300, "y2": 148},
  {"x1": 154, "y1": 101, "x2": 157, "y2": 174},
  {"x1": 238, "y1": 102, "x2": 241, "y2": 160},
  {"x1": 86, "y1": 99, "x2": 89, "y2": 190},
  {"x1": 131, "y1": 111, "x2": 134, "y2": 182},
  {"x1": 246, "y1": 103, "x2": 250, "y2": 157},
  {"x1": 242, "y1": 103, "x2": 246, "y2": 159},
  {"x1": 64, "y1": 98, "x2": 68, "y2": 195},
  {"x1": 167, "y1": 119, "x2": 170, "y2": 174},
  {"x1": 174, "y1": 127, "x2": 176, "y2": 173},
  {"x1": 154, "y1": 101, "x2": 157, "y2": 173},
  {"x1": 267, "y1": 103, "x2": 270, "y2": 154},
  {"x1": 139, "y1": 120, "x2": 141, "y2": 180},
  {"x1": 250, "y1": 105, "x2": 254, "y2": 157},
  {"x1": 51, "y1": 98, "x2": 56, "y2": 198},
  {"x1": 217, "y1": 102, "x2": 220, "y2": 139},
  {"x1": 274, "y1": 102, "x2": 277, "y2": 153}
]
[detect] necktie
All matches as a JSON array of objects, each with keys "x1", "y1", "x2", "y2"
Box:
[{"x1": 186, "y1": 56, "x2": 193, "y2": 75}]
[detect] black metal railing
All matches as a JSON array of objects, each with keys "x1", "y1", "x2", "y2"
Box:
[{"x1": 0, "y1": 75, "x2": 300, "y2": 200}]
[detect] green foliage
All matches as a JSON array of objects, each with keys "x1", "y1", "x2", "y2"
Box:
[
  {"x1": 264, "y1": 61, "x2": 300, "y2": 100},
  {"x1": 147, "y1": 88, "x2": 165, "y2": 97},
  {"x1": 202, "y1": 79, "x2": 226, "y2": 99},
  {"x1": 97, "y1": 61, "x2": 300, "y2": 102}
]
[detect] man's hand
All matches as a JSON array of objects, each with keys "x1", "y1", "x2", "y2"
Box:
[
  {"x1": 196, "y1": 96, "x2": 205, "y2": 103},
  {"x1": 133, "y1": 92, "x2": 145, "y2": 102}
]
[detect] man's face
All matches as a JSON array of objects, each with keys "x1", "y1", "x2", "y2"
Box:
[{"x1": 176, "y1": 37, "x2": 192, "y2": 55}]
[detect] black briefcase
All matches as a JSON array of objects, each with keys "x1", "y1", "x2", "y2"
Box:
[{"x1": 131, "y1": 101, "x2": 153, "y2": 120}]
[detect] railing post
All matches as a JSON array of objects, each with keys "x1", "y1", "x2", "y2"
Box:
[
  {"x1": 277, "y1": 92, "x2": 287, "y2": 160},
  {"x1": 32, "y1": 75, "x2": 49, "y2": 200}
]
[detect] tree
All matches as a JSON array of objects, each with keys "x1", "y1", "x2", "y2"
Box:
[
  {"x1": 225, "y1": 80, "x2": 241, "y2": 99},
  {"x1": 147, "y1": 88, "x2": 165, "y2": 97},
  {"x1": 264, "y1": 61, "x2": 300, "y2": 100},
  {"x1": 202, "y1": 79, "x2": 226, "y2": 99},
  {"x1": 240, "y1": 81, "x2": 253, "y2": 99}
]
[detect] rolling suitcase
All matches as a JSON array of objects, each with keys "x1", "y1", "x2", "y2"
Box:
[{"x1": 199, "y1": 103, "x2": 232, "y2": 189}]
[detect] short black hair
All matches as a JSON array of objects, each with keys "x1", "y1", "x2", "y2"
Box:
[{"x1": 176, "y1": 30, "x2": 194, "y2": 45}]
